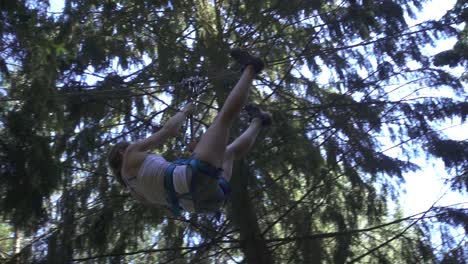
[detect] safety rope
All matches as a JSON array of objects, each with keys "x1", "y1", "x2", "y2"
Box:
[{"x1": 180, "y1": 75, "x2": 209, "y2": 149}]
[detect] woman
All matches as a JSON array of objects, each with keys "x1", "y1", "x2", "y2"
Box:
[{"x1": 108, "y1": 49, "x2": 271, "y2": 215}]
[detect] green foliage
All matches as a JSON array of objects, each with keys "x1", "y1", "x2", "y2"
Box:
[
  {"x1": 0, "y1": 223, "x2": 13, "y2": 260},
  {"x1": 0, "y1": 0, "x2": 466, "y2": 263}
]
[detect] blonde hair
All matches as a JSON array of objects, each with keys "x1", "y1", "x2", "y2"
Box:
[{"x1": 107, "y1": 141, "x2": 130, "y2": 187}]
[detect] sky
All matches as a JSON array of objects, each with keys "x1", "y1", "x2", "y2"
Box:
[
  {"x1": 294, "y1": 0, "x2": 466, "y2": 217},
  {"x1": 390, "y1": 0, "x2": 467, "y2": 216},
  {"x1": 45, "y1": 0, "x2": 467, "y2": 217}
]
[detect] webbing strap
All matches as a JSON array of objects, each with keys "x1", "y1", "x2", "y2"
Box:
[
  {"x1": 189, "y1": 159, "x2": 222, "y2": 180},
  {"x1": 218, "y1": 176, "x2": 231, "y2": 195},
  {"x1": 164, "y1": 164, "x2": 181, "y2": 216}
]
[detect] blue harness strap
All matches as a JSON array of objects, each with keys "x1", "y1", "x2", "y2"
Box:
[
  {"x1": 164, "y1": 162, "x2": 183, "y2": 216},
  {"x1": 218, "y1": 176, "x2": 231, "y2": 195},
  {"x1": 163, "y1": 158, "x2": 230, "y2": 216}
]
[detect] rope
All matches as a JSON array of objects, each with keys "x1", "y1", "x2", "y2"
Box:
[{"x1": 180, "y1": 75, "x2": 209, "y2": 148}]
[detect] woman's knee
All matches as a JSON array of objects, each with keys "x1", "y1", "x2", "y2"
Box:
[{"x1": 224, "y1": 147, "x2": 235, "y2": 161}]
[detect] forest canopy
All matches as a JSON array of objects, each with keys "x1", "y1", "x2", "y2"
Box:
[{"x1": 0, "y1": 0, "x2": 467, "y2": 263}]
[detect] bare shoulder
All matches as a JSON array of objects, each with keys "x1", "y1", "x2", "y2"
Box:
[{"x1": 122, "y1": 145, "x2": 148, "y2": 178}]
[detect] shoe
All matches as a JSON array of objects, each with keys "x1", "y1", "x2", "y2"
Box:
[
  {"x1": 229, "y1": 48, "x2": 265, "y2": 74},
  {"x1": 245, "y1": 103, "x2": 272, "y2": 127}
]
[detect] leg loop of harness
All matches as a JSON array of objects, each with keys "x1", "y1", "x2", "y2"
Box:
[
  {"x1": 164, "y1": 158, "x2": 230, "y2": 216},
  {"x1": 164, "y1": 163, "x2": 182, "y2": 216},
  {"x1": 189, "y1": 159, "x2": 223, "y2": 180},
  {"x1": 188, "y1": 159, "x2": 224, "y2": 206}
]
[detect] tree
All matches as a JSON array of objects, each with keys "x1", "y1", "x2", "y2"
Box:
[{"x1": 0, "y1": 0, "x2": 466, "y2": 263}]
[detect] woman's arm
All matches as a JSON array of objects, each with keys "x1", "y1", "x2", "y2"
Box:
[{"x1": 128, "y1": 103, "x2": 196, "y2": 152}]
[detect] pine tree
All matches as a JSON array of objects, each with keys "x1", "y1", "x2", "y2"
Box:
[{"x1": 0, "y1": 0, "x2": 466, "y2": 263}]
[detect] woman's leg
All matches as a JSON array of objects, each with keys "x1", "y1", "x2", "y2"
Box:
[
  {"x1": 222, "y1": 118, "x2": 263, "y2": 181},
  {"x1": 192, "y1": 66, "x2": 256, "y2": 167}
]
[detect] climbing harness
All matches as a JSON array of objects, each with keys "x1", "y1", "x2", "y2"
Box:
[{"x1": 164, "y1": 158, "x2": 231, "y2": 217}]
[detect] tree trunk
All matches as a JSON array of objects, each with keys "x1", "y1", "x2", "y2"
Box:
[
  {"x1": 230, "y1": 160, "x2": 273, "y2": 264},
  {"x1": 11, "y1": 228, "x2": 23, "y2": 264},
  {"x1": 193, "y1": 2, "x2": 272, "y2": 262}
]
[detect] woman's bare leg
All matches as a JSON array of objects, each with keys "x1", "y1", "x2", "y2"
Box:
[
  {"x1": 222, "y1": 118, "x2": 263, "y2": 181},
  {"x1": 192, "y1": 66, "x2": 256, "y2": 167}
]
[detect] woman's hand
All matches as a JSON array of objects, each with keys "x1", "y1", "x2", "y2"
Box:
[{"x1": 182, "y1": 102, "x2": 196, "y2": 115}]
